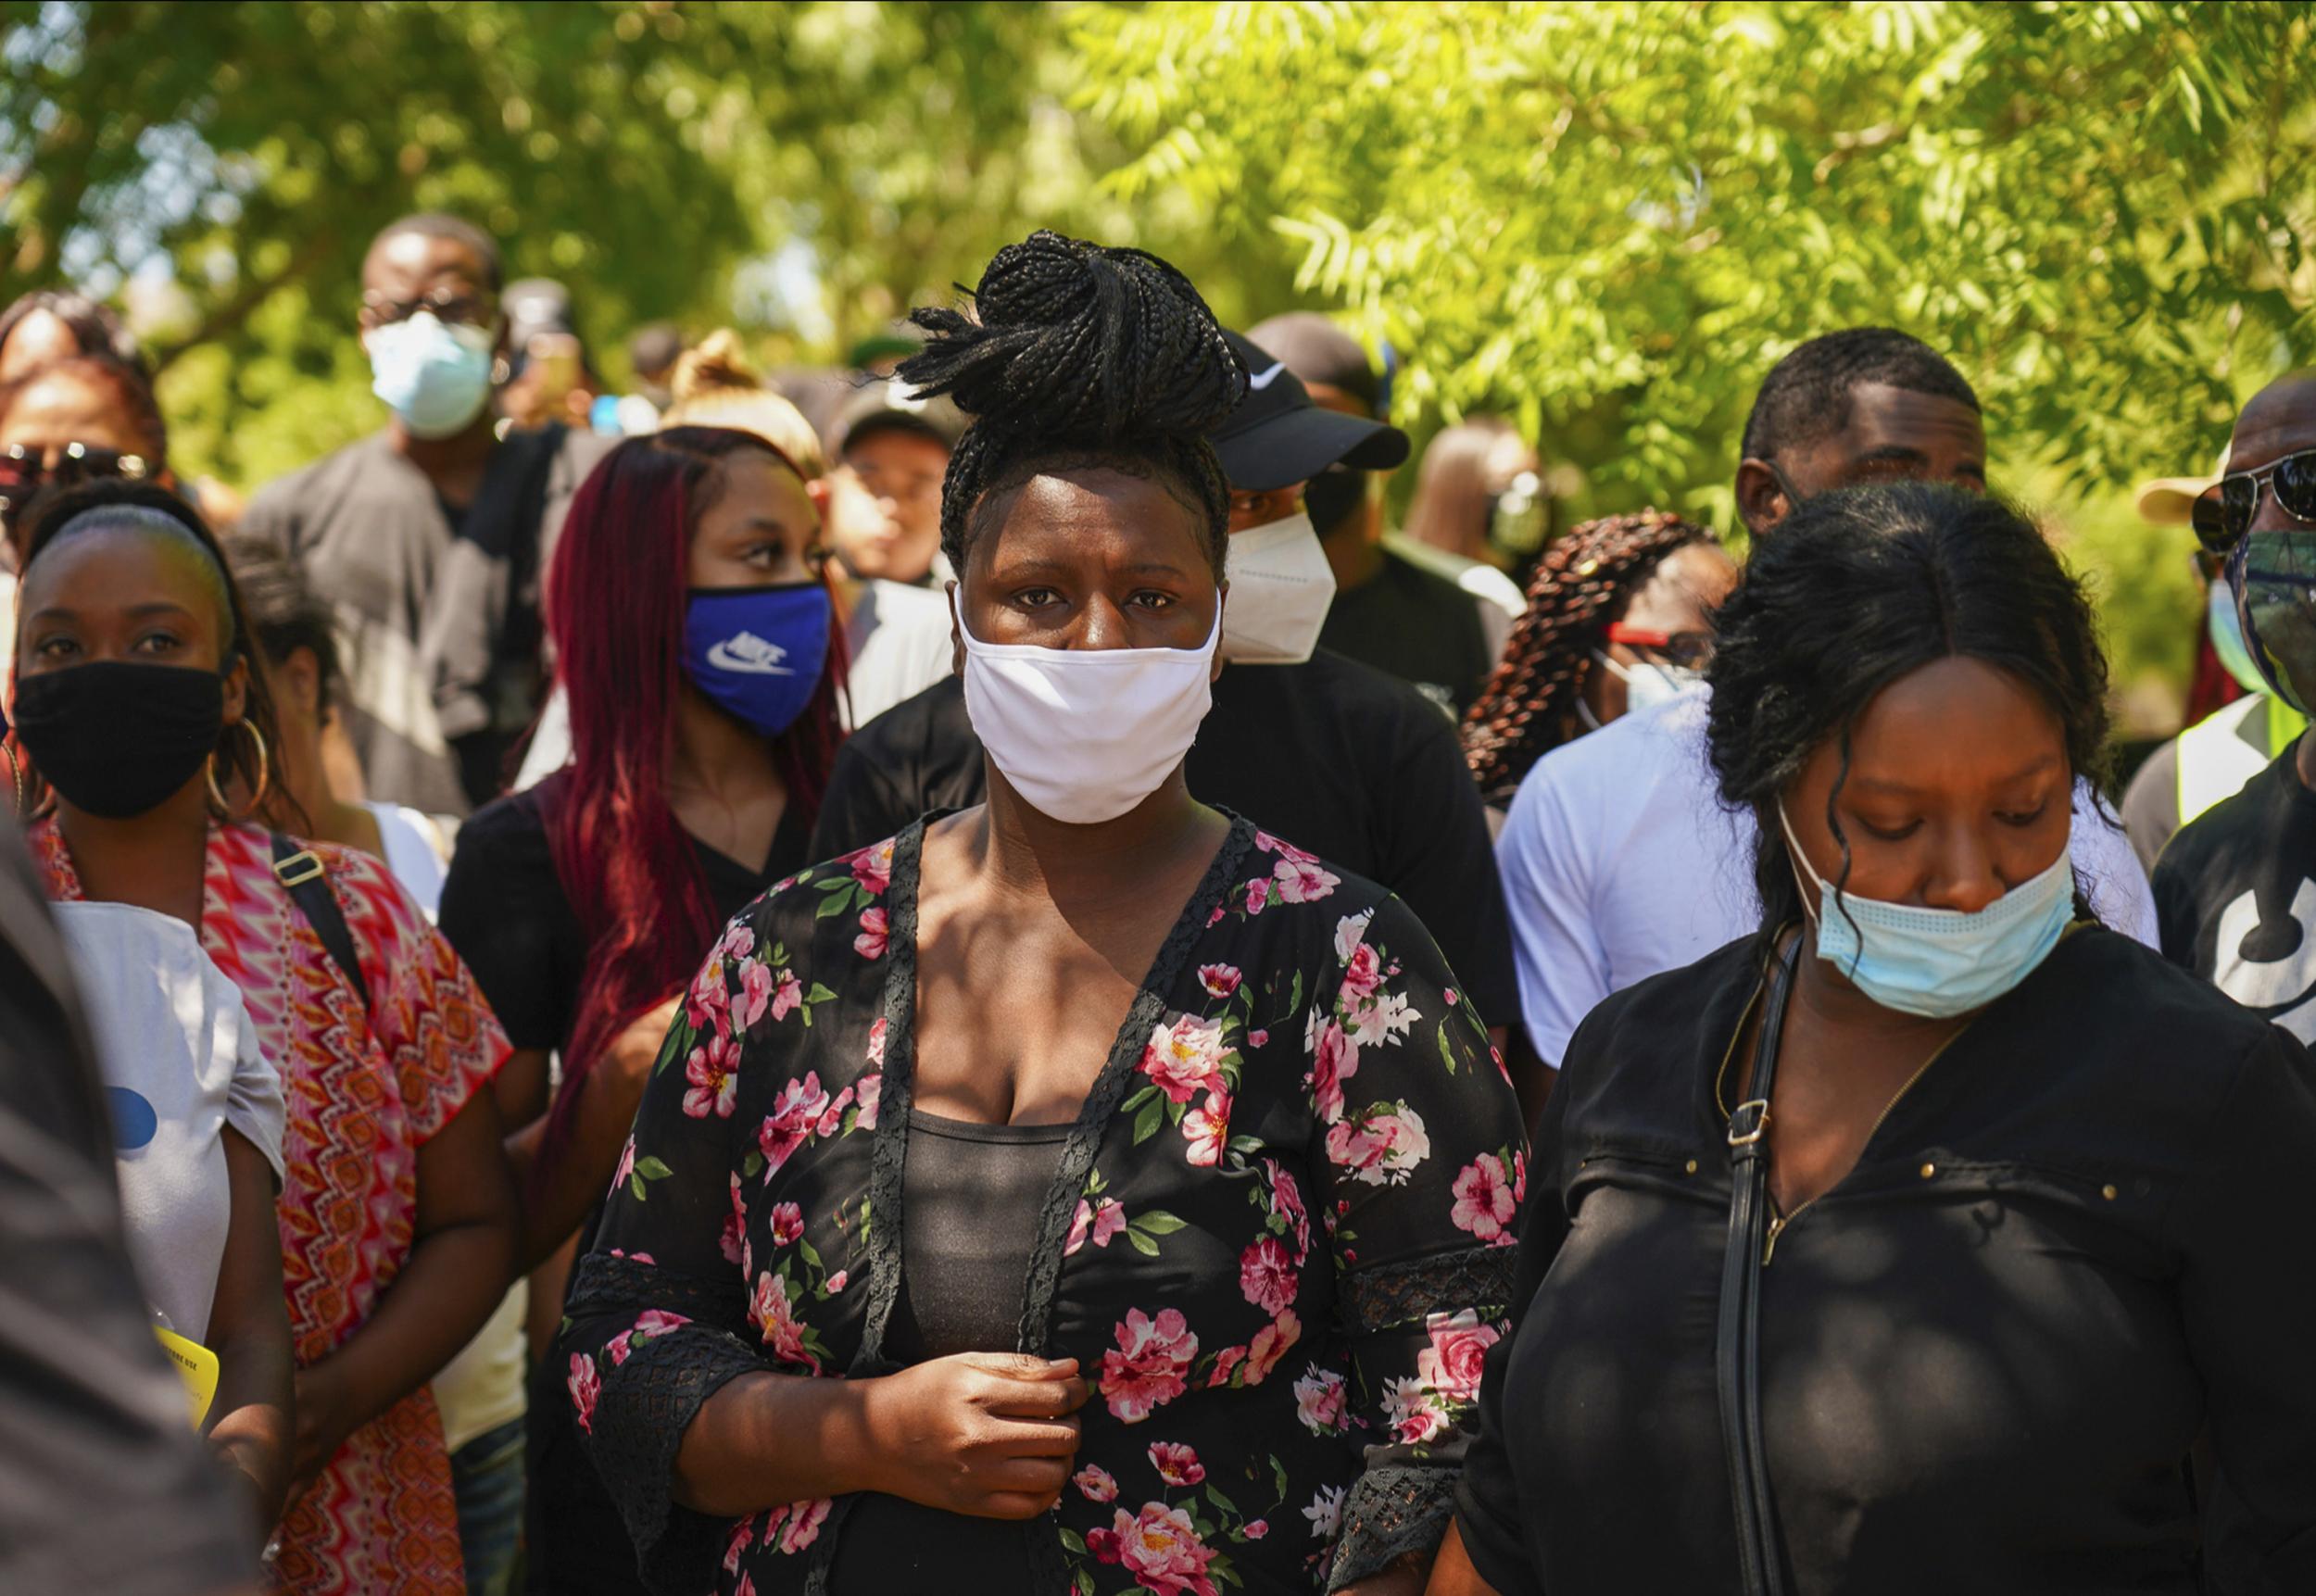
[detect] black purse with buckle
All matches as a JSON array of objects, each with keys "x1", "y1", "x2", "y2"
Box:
[
  {"x1": 270, "y1": 834, "x2": 371, "y2": 1011},
  {"x1": 1718, "y1": 938, "x2": 1799, "y2": 1596}
]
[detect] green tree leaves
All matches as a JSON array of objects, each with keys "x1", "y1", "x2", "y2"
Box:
[
  {"x1": 1073, "y1": 0, "x2": 2315, "y2": 514},
  {"x1": 6, "y1": 1, "x2": 2307, "y2": 707},
  {"x1": 0, "y1": 1, "x2": 1290, "y2": 488}
]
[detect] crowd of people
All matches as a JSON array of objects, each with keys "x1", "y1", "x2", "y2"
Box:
[{"x1": 0, "y1": 205, "x2": 2311, "y2": 1596}]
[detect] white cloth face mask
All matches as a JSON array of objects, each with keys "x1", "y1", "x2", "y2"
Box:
[
  {"x1": 1592, "y1": 649, "x2": 1702, "y2": 714},
  {"x1": 953, "y1": 590, "x2": 1221, "y2": 825},
  {"x1": 1219, "y1": 511, "x2": 1337, "y2": 664}
]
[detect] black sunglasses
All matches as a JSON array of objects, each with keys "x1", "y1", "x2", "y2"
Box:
[
  {"x1": 0, "y1": 441, "x2": 152, "y2": 529},
  {"x1": 2198, "y1": 447, "x2": 2316, "y2": 553}
]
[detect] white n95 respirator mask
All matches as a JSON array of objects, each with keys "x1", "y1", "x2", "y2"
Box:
[{"x1": 1219, "y1": 512, "x2": 1336, "y2": 665}]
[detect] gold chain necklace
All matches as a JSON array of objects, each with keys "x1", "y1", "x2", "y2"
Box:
[{"x1": 1758, "y1": 1024, "x2": 1964, "y2": 1265}]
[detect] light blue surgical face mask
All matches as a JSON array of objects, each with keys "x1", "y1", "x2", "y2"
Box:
[
  {"x1": 1592, "y1": 650, "x2": 1702, "y2": 715},
  {"x1": 1777, "y1": 800, "x2": 2074, "y2": 1019},
  {"x1": 2209, "y1": 576, "x2": 2272, "y2": 697},
  {"x1": 367, "y1": 311, "x2": 497, "y2": 438}
]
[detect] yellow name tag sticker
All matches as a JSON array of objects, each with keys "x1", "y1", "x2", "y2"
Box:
[{"x1": 154, "y1": 1326, "x2": 219, "y2": 1427}]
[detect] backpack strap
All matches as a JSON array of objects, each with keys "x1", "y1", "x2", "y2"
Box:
[{"x1": 270, "y1": 834, "x2": 371, "y2": 1012}]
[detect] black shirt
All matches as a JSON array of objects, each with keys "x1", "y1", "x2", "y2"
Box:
[
  {"x1": 808, "y1": 649, "x2": 1521, "y2": 1026},
  {"x1": 886, "y1": 1110, "x2": 1070, "y2": 1363},
  {"x1": 439, "y1": 771, "x2": 812, "y2": 1053},
  {"x1": 834, "y1": 1111, "x2": 1070, "y2": 1596},
  {"x1": 2153, "y1": 746, "x2": 2316, "y2": 1039},
  {"x1": 1455, "y1": 927, "x2": 2316, "y2": 1596},
  {"x1": 0, "y1": 823, "x2": 257, "y2": 1594},
  {"x1": 1317, "y1": 547, "x2": 1494, "y2": 714}
]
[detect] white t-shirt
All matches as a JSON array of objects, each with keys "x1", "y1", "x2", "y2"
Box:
[
  {"x1": 1496, "y1": 685, "x2": 2163, "y2": 1065},
  {"x1": 511, "y1": 579, "x2": 956, "y2": 792},
  {"x1": 359, "y1": 800, "x2": 447, "y2": 920},
  {"x1": 841, "y1": 578, "x2": 956, "y2": 729},
  {"x1": 51, "y1": 901, "x2": 285, "y2": 1342}
]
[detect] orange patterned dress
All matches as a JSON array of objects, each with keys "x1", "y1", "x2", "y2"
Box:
[{"x1": 31, "y1": 819, "x2": 508, "y2": 1594}]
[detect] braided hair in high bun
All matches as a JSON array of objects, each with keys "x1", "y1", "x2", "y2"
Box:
[
  {"x1": 898, "y1": 230, "x2": 1247, "y2": 577},
  {"x1": 1462, "y1": 510, "x2": 1717, "y2": 806}
]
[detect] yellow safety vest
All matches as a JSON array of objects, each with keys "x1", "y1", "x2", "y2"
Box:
[{"x1": 2178, "y1": 693, "x2": 2308, "y2": 825}]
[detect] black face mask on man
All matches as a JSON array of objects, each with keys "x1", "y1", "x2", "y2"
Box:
[
  {"x1": 1302, "y1": 466, "x2": 1368, "y2": 540},
  {"x1": 12, "y1": 660, "x2": 226, "y2": 818}
]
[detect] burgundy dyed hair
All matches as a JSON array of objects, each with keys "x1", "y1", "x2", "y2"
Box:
[{"x1": 542, "y1": 425, "x2": 846, "y2": 1143}]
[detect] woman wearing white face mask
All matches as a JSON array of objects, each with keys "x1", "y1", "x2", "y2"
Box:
[
  {"x1": 557, "y1": 232, "x2": 1528, "y2": 1596},
  {"x1": 1433, "y1": 484, "x2": 2316, "y2": 1596},
  {"x1": 1461, "y1": 510, "x2": 1734, "y2": 812},
  {"x1": 810, "y1": 328, "x2": 1527, "y2": 1068}
]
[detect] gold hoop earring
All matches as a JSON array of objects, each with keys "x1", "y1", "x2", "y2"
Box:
[
  {"x1": 5, "y1": 740, "x2": 52, "y2": 821},
  {"x1": 206, "y1": 723, "x2": 271, "y2": 820},
  {"x1": 244, "y1": 723, "x2": 271, "y2": 810}
]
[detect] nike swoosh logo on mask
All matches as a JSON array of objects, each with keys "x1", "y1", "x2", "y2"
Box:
[
  {"x1": 707, "y1": 635, "x2": 796, "y2": 675},
  {"x1": 1248, "y1": 362, "x2": 1287, "y2": 390}
]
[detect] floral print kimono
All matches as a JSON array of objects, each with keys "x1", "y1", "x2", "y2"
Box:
[
  {"x1": 565, "y1": 815, "x2": 1528, "y2": 1595},
  {"x1": 32, "y1": 819, "x2": 507, "y2": 1594}
]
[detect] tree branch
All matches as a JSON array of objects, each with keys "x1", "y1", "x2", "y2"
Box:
[{"x1": 150, "y1": 227, "x2": 335, "y2": 375}]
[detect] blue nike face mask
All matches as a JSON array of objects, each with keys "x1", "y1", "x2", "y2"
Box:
[
  {"x1": 682, "y1": 583, "x2": 832, "y2": 736},
  {"x1": 1778, "y1": 800, "x2": 2074, "y2": 1019}
]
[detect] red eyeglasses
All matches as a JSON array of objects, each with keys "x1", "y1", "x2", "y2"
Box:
[{"x1": 1604, "y1": 622, "x2": 1713, "y2": 670}]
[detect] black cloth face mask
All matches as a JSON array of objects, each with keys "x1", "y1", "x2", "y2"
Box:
[{"x1": 12, "y1": 660, "x2": 225, "y2": 818}]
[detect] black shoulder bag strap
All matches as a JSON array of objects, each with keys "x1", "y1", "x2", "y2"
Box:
[
  {"x1": 416, "y1": 421, "x2": 565, "y2": 765},
  {"x1": 270, "y1": 835, "x2": 371, "y2": 1012},
  {"x1": 1718, "y1": 936, "x2": 1799, "y2": 1596}
]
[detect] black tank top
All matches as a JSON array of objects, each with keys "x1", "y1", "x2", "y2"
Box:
[{"x1": 828, "y1": 1109, "x2": 1070, "y2": 1594}]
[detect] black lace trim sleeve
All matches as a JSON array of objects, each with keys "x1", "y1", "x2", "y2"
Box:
[
  {"x1": 1337, "y1": 1244, "x2": 1518, "y2": 1338},
  {"x1": 566, "y1": 1250, "x2": 749, "y2": 1327},
  {"x1": 1328, "y1": 1463, "x2": 1460, "y2": 1590},
  {"x1": 565, "y1": 1252, "x2": 763, "y2": 1593}
]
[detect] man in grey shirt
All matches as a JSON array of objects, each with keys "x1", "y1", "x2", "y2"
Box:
[{"x1": 240, "y1": 213, "x2": 610, "y2": 813}]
